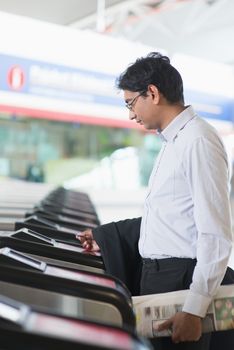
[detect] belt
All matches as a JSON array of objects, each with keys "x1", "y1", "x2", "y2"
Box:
[{"x1": 142, "y1": 257, "x2": 196, "y2": 268}]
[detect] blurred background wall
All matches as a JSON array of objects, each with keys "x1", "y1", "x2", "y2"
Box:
[{"x1": 0, "y1": 0, "x2": 234, "y2": 233}]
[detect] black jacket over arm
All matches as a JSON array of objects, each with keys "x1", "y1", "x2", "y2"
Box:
[{"x1": 93, "y1": 217, "x2": 142, "y2": 296}]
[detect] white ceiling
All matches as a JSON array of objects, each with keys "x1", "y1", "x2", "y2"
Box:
[
  {"x1": 0, "y1": 0, "x2": 127, "y2": 25},
  {"x1": 106, "y1": 0, "x2": 234, "y2": 65},
  {"x1": 0, "y1": 0, "x2": 233, "y2": 65}
]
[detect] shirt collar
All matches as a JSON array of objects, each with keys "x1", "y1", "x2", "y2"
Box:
[{"x1": 157, "y1": 106, "x2": 197, "y2": 142}]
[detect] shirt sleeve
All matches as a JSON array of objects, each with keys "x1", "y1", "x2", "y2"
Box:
[{"x1": 182, "y1": 135, "x2": 233, "y2": 317}]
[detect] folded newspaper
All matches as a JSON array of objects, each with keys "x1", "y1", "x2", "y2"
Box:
[{"x1": 133, "y1": 285, "x2": 234, "y2": 338}]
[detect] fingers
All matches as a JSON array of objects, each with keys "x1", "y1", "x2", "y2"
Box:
[
  {"x1": 76, "y1": 233, "x2": 86, "y2": 244},
  {"x1": 77, "y1": 233, "x2": 92, "y2": 248},
  {"x1": 83, "y1": 238, "x2": 94, "y2": 251},
  {"x1": 76, "y1": 229, "x2": 93, "y2": 242},
  {"x1": 157, "y1": 318, "x2": 173, "y2": 332},
  {"x1": 158, "y1": 319, "x2": 179, "y2": 343},
  {"x1": 84, "y1": 239, "x2": 100, "y2": 252},
  {"x1": 91, "y1": 240, "x2": 100, "y2": 252},
  {"x1": 76, "y1": 229, "x2": 100, "y2": 252},
  {"x1": 76, "y1": 234, "x2": 92, "y2": 244},
  {"x1": 170, "y1": 313, "x2": 202, "y2": 343}
]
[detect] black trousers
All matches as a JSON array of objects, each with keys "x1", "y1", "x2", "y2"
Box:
[{"x1": 140, "y1": 257, "x2": 211, "y2": 350}]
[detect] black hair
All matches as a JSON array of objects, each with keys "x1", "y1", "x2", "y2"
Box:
[{"x1": 116, "y1": 52, "x2": 184, "y2": 104}]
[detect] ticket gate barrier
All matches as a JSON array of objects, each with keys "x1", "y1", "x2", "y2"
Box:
[
  {"x1": 0, "y1": 204, "x2": 99, "y2": 223},
  {"x1": 0, "y1": 295, "x2": 152, "y2": 350},
  {"x1": 24, "y1": 210, "x2": 98, "y2": 230},
  {"x1": 1, "y1": 215, "x2": 84, "y2": 245},
  {"x1": 0, "y1": 228, "x2": 104, "y2": 274},
  {"x1": 17, "y1": 213, "x2": 95, "y2": 233},
  {"x1": 47, "y1": 187, "x2": 93, "y2": 203},
  {"x1": 44, "y1": 194, "x2": 95, "y2": 214},
  {"x1": 31, "y1": 203, "x2": 99, "y2": 223},
  {"x1": 0, "y1": 186, "x2": 99, "y2": 221},
  {"x1": 42, "y1": 197, "x2": 96, "y2": 216},
  {"x1": 0, "y1": 206, "x2": 99, "y2": 226},
  {"x1": 0, "y1": 247, "x2": 135, "y2": 329},
  {"x1": 46, "y1": 187, "x2": 94, "y2": 202}
]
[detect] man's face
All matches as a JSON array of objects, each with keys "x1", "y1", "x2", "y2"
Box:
[{"x1": 124, "y1": 88, "x2": 161, "y2": 130}]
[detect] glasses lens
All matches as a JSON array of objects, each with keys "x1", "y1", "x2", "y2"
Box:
[{"x1": 126, "y1": 92, "x2": 143, "y2": 111}]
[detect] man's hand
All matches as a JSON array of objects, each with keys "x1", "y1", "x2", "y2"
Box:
[
  {"x1": 157, "y1": 311, "x2": 202, "y2": 343},
  {"x1": 76, "y1": 229, "x2": 100, "y2": 252}
]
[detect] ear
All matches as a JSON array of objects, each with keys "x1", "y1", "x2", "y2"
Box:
[{"x1": 148, "y1": 84, "x2": 160, "y2": 104}]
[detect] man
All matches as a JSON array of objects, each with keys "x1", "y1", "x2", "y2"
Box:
[{"x1": 78, "y1": 52, "x2": 233, "y2": 349}]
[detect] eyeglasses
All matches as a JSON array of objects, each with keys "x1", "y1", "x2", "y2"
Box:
[{"x1": 125, "y1": 91, "x2": 146, "y2": 111}]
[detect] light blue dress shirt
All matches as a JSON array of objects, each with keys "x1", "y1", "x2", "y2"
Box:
[{"x1": 139, "y1": 105, "x2": 233, "y2": 317}]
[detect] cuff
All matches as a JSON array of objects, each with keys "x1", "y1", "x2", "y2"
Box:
[{"x1": 182, "y1": 290, "x2": 212, "y2": 318}]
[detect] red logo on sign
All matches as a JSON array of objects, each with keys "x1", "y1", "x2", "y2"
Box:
[{"x1": 8, "y1": 66, "x2": 25, "y2": 90}]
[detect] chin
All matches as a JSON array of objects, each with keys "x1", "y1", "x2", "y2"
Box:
[{"x1": 144, "y1": 124, "x2": 155, "y2": 130}]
